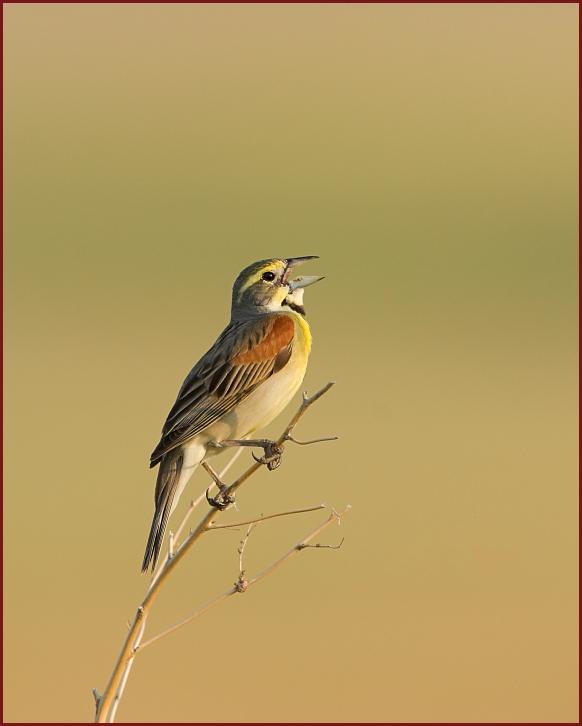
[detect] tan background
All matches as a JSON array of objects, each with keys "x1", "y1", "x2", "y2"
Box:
[{"x1": 4, "y1": 3, "x2": 578, "y2": 723}]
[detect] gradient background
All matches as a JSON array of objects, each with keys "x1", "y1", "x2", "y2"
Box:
[{"x1": 4, "y1": 3, "x2": 578, "y2": 723}]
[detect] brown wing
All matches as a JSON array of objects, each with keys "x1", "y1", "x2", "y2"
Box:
[{"x1": 149, "y1": 314, "x2": 294, "y2": 467}]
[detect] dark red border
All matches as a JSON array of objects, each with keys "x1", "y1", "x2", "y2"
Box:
[{"x1": 0, "y1": 2, "x2": 579, "y2": 725}]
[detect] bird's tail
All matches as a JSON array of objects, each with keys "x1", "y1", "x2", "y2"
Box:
[{"x1": 141, "y1": 450, "x2": 184, "y2": 573}]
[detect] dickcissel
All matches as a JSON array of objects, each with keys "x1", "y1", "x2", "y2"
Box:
[{"x1": 142, "y1": 256, "x2": 323, "y2": 571}]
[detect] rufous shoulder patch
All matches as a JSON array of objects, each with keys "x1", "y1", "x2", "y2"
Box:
[{"x1": 232, "y1": 316, "x2": 294, "y2": 365}]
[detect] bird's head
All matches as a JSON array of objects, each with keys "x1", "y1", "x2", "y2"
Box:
[{"x1": 231, "y1": 256, "x2": 323, "y2": 317}]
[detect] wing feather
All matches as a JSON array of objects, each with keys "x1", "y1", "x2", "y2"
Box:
[{"x1": 150, "y1": 315, "x2": 295, "y2": 467}]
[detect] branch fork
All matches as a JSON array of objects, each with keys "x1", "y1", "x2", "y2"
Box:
[{"x1": 93, "y1": 382, "x2": 344, "y2": 723}]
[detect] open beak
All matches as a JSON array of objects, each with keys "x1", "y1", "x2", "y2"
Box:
[
  {"x1": 287, "y1": 274, "x2": 325, "y2": 291},
  {"x1": 283, "y1": 256, "x2": 323, "y2": 290},
  {"x1": 285, "y1": 255, "x2": 319, "y2": 268}
]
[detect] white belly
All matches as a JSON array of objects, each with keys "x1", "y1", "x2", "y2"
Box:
[
  {"x1": 168, "y1": 313, "x2": 311, "y2": 513},
  {"x1": 202, "y1": 350, "x2": 306, "y2": 444}
]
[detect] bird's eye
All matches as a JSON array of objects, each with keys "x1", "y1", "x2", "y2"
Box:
[{"x1": 262, "y1": 271, "x2": 276, "y2": 282}]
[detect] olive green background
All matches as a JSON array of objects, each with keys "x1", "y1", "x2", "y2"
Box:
[{"x1": 4, "y1": 3, "x2": 578, "y2": 723}]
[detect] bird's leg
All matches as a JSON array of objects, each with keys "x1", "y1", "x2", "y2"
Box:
[
  {"x1": 202, "y1": 462, "x2": 235, "y2": 511},
  {"x1": 211, "y1": 439, "x2": 285, "y2": 471},
  {"x1": 252, "y1": 441, "x2": 284, "y2": 471}
]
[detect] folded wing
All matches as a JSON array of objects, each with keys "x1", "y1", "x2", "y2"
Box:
[{"x1": 150, "y1": 314, "x2": 294, "y2": 467}]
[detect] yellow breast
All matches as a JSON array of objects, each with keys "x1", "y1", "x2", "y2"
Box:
[
  {"x1": 293, "y1": 312, "x2": 312, "y2": 357},
  {"x1": 201, "y1": 312, "x2": 312, "y2": 443}
]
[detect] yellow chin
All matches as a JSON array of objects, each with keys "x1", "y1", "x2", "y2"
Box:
[{"x1": 263, "y1": 288, "x2": 290, "y2": 311}]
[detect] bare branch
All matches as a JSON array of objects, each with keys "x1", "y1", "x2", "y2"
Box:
[
  {"x1": 297, "y1": 537, "x2": 345, "y2": 550},
  {"x1": 170, "y1": 490, "x2": 207, "y2": 548},
  {"x1": 208, "y1": 504, "x2": 326, "y2": 530},
  {"x1": 134, "y1": 589, "x2": 235, "y2": 654},
  {"x1": 238, "y1": 525, "x2": 253, "y2": 575},
  {"x1": 107, "y1": 619, "x2": 146, "y2": 723},
  {"x1": 248, "y1": 506, "x2": 350, "y2": 586},
  {"x1": 94, "y1": 382, "x2": 338, "y2": 723},
  {"x1": 273, "y1": 381, "x2": 337, "y2": 448},
  {"x1": 135, "y1": 505, "x2": 350, "y2": 654},
  {"x1": 236, "y1": 523, "x2": 254, "y2": 592},
  {"x1": 171, "y1": 447, "x2": 246, "y2": 549},
  {"x1": 285, "y1": 434, "x2": 339, "y2": 446}
]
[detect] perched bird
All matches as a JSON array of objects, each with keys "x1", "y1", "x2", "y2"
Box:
[{"x1": 142, "y1": 256, "x2": 323, "y2": 571}]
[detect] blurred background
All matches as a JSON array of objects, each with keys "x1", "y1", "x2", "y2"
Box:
[{"x1": 3, "y1": 3, "x2": 578, "y2": 723}]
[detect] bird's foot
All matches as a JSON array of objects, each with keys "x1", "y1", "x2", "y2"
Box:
[
  {"x1": 206, "y1": 483, "x2": 235, "y2": 511},
  {"x1": 210, "y1": 438, "x2": 285, "y2": 472},
  {"x1": 203, "y1": 462, "x2": 235, "y2": 511},
  {"x1": 252, "y1": 440, "x2": 284, "y2": 471}
]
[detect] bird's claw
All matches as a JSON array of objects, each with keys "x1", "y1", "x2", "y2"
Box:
[
  {"x1": 252, "y1": 441, "x2": 284, "y2": 471},
  {"x1": 206, "y1": 484, "x2": 235, "y2": 511}
]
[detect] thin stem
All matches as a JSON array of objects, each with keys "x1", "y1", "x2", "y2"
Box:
[
  {"x1": 94, "y1": 382, "x2": 336, "y2": 723},
  {"x1": 285, "y1": 434, "x2": 339, "y2": 446},
  {"x1": 208, "y1": 504, "x2": 326, "y2": 530},
  {"x1": 248, "y1": 506, "x2": 350, "y2": 586},
  {"x1": 136, "y1": 589, "x2": 235, "y2": 653},
  {"x1": 171, "y1": 490, "x2": 206, "y2": 545},
  {"x1": 97, "y1": 510, "x2": 217, "y2": 722},
  {"x1": 169, "y1": 447, "x2": 246, "y2": 554},
  {"x1": 149, "y1": 449, "x2": 244, "y2": 589},
  {"x1": 226, "y1": 382, "x2": 336, "y2": 503},
  {"x1": 237, "y1": 523, "x2": 254, "y2": 581},
  {"x1": 135, "y1": 506, "x2": 350, "y2": 654},
  {"x1": 297, "y1": 537, "x2": 345, "y2": 550},
  {"x1": 107, "y1": 618, "x2": 146, "y2": 723}
]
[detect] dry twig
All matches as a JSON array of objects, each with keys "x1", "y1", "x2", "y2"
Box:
[
  {"x1": 208, "y1": 503, "x2": 327, "y2": 530},
  {"x1": 134, "y1": 505, "x2": 350, "y2": 654},
  {"x1": 93, "y1": 382, "x2": 341, "y2": 723}
]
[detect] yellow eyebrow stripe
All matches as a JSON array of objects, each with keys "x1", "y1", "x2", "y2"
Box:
[{"x1": 236, "y1": 263, "x2": 280, "y2": 298}]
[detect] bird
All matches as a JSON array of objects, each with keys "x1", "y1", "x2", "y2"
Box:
[{"x1": 141, "y1": 256, "x2": 323, "y2": 572}]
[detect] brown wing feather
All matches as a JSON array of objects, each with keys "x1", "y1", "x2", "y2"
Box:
[
  {"x1": 232, "y1": 316, "x2": 294, "y2": 365},
  {"x1": 149, "y1": 314, "x2": 294, "y2": 467}
]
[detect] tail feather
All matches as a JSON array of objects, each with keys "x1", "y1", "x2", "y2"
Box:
[{"x1": 141, "y1": 451, "x2": 184, "y2": 572}]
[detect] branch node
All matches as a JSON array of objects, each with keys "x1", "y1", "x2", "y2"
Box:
[
  {"x1": 235, "y1": 574, "x2": 249, "y2": 593},
  {"x1": 297, "y1": 537, "x2": 345, "y2": 551},
  {"x1": 93, "y1": 381, "x2": 338, "y2": 723}
]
